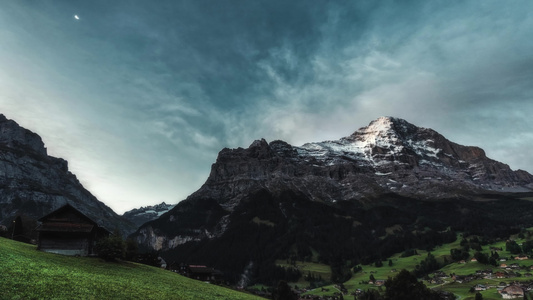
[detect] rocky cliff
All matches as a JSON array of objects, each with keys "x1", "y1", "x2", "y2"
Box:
[
  {"x1": 0, "y1": 114, "x2": 135, "y2": 235},
  {"x1": 201, "y1": 116, "x2": 533, "y2": 210},
  {"x1": 133, "y1": 117, "x2": 533, "y2": 252}
]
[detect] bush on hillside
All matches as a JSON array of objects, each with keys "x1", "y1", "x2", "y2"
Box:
[{"x1": 95, "y1": 233, "x2": 125, "y2": 261}]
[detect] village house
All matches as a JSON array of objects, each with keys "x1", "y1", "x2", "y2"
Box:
[
  {"x1": 499, "y1": 285, "x2": 525, "y2": 299},
  {"x1": 172, "y1": 263, "x2": 223, "y2": 283},
  {"x1": 514, "y1": 255, "x2": 529, "y2": 260},
  {"x1": 475, "y1": 269, "x2": 492, "y2": 277},
  {"x1": 506, "y1": 271, "x2": 519, "y2": 278},
  {"x1": 430, "y1": 278, "x2": 445, "y2": 285},
  {"x1": 374, "y1": 280, "x2": 385, "y2": 286},
  {"x1": 452, "y1": 275, "x2": 474, "y2": 284},
  {"x1": 37, "y1": 204, "x2": 109, "y2": 256},
  {"x1": 497, "y1": 282, "x2": 508, "y2": 291},
  {"x1": 433, "y1": 271, "x2": 449, "y2": 280},
  {"x1": 476, "y1": 269, "x2": 492, "y2": 276}
]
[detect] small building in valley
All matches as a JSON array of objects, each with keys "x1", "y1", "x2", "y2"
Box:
[
  {"x1": 172, "y1": 263, "x2": 223, "y2": 283},
  {"x1": 500, "y1": 285, "x2": 525, "y2": 299},
  {"x1": 37, "y1": 204, "x2": 109, "y2": 256}
]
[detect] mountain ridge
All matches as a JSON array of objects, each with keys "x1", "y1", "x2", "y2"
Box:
[
  {"x1": 131, "y1": 116, "x2": 533, "y2": 284},
  {"x1": 0, "y1": 114, "x2": 135, "y2": 236},
  {"x1": 122, "y1": 202, "x2": 175, "y2": 228},
  {"x1": 187, "y1": 116, "x2": 533, "y2": 211},
  {"x1": 133, "y1": 116, "x2": 533, "y2": 248}
]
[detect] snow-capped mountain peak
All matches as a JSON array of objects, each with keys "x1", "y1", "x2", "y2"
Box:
[
  {"x1": 298, "y1": 117, "x2": 449, "y2": 168},
  {"x1": 135, "y1": 116, "x2": 533, "y2": 246},
  {"x1": 133, "y1": 116, "x2": 533, "y2": 254},
  {"x1": 122, "y1": 202, "x2": 175, "y2": 227}
]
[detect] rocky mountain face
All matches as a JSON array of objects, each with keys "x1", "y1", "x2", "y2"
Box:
[
  {"x1": 0, "y1": 114, "x2": 135, "y2": 236},
  {"x1": 203, "y1": 116, "x2": 533, "y2": 209},
  {"x1": 132, "y1": 117, "x2": 533, "y2": 283},
  {"x1": 122, "y1": 202, "x2": 175, "y2": 228},
  {"x1": 134, "y1": 117, "x2": 533, "y2": 247}
]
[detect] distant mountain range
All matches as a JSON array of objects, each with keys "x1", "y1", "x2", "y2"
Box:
[
  {"x1": 131, "y1": 116, "x2": 533, "y2": 284},
  {"x1": 122, "y1": 202, "x2": 175, "y2": 228},
  {"x1": 0, "y1": 114, "x2": 135, "y2": 237}
]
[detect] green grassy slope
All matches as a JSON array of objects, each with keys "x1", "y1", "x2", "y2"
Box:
[
  {"x1": 0, "y1": 237, "x2": 262, "y2": 300},
  {"x1": 275, "y1": 260, "x2": 332, "y2": 286},
  {"x1": 302, "y1": 233, "x2": 533, "y2": 299}
]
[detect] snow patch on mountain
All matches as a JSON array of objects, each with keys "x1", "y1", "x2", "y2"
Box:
[
  {"x1": 122, "y1": 202, "x2": 175, "y2": 228},
  {"x1": 298, "y1": 116, "x2": 441, "y2": 167}
]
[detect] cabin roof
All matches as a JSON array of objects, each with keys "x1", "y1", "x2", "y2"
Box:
[
  {"x1": 502, "y1": 285, "x2": 524, "y2": 295},
  {"x1": 38, "y1": 203, "x2": 97, "y2": 225},
  {"x1": 38, "y1": 203, "x2": 111, "y2": 235}
]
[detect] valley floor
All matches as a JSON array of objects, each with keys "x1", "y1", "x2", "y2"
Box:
[{"x1": 282, "y1": 232, "x2": 533, "y2": 300}]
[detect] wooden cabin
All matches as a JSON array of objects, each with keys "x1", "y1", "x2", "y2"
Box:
[
  {"x1": 172, "y1": 263, "x2": 223, "y2": 283},
  {"x1": 37, "y1": 204, "x2": 109, "y2": 256}
]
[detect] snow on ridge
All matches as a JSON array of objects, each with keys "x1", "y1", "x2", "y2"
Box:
[
  {"x1": 298, "y1": 117, "x2": 404, "y2": 161},
  {"x1": 125, "y1": 202, "x2": 176, "y2": 217},
  {"x1": 406, "y1": 139, "x2": 441, "y2": 158},
  {"x1": 358, "y1": 116, "x2": 395, "y2": 135},
  {"x1": 297, "y1": 117, "x2": 446, "y2": 166},
  {"x1": 375, "y1": 172, "x2": 392, "y2": 176}
]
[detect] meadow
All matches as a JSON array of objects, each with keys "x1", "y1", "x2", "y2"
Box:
[
  {"x1": 299, "y1": 233, "x2": 533, "y2": 299},
  {"x1": 0, "y1": 237, "x2": 262, "y2": 300}
]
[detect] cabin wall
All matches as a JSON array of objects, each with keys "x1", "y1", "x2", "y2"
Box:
[{"x1": 38, "y1": 233, "x2": 92, "y2": 256}]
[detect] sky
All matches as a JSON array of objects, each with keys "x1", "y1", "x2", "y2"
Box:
[{"x1": 1, "y1": 1, "x2": 532, "y2": 214}]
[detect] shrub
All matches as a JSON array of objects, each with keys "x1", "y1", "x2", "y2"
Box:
[{"x1": 95, "y1": 234, "x2": 125, "y2": 261}]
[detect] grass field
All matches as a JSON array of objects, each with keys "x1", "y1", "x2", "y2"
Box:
[
  {"x1": 302, "y1": 233, "x2": 533, "y2": 299},
  {"x1": 0, "y1": 237, "x2": 263, "y2": 300},
  {"x1": 275, "y1": 260, "x2": 332, "y2": 288}
]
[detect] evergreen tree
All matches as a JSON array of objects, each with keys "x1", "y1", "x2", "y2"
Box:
[
  {"x1": 383, "y1": 270, "x2": 441, "y2": 300},
  {"x1": 95, "y1": 229, "x2": 125, "y2": 261},
  {"x1": 124, "y1": 238, "x2": 138, "y2": 261},
  {"x1": 273, "y1": 281, "x2": 297, "y2": 300},
  {"x1": 369, "y1": 274, "x2": 376, "y2": 283},
  {"x1": 413, "y1": 252, "x2": 441, "y2": 277},
  {"x1": 506, "y1": 240, "x2": 522, "y2": 254},
  {"x1": 358, "y1": 289, "x2": 381, "y2": 300},
  {"x1": 474, "y1": 252, "x2": 489, "y2": 265}
]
